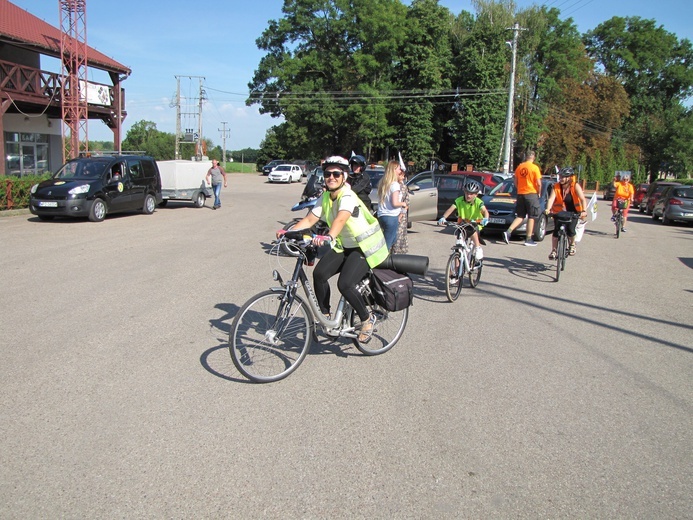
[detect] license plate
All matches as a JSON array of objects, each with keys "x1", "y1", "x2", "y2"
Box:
[
  {"x1": 489, "y1": 218, "x2": 506, "y2": 224},
  {"x1": 39, "y1": 201, "x2": 58, "y2": 207}
]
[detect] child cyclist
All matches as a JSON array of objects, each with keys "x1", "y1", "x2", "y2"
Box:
[{"x1": 437, "y1": 179, "x2": 489, "y2": 260}]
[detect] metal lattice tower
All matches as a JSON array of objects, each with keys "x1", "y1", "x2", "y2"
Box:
[{"x1": 60, "y1": 0, "x2": 88, "y2": 160}]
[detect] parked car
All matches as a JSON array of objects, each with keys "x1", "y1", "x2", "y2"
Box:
[
  {"x1": 603, "y1": 181, "x2": 617, "y2": 201},
  {"x1": 639, "y1": 180, "x2": 682, "y2": 214},
  {"x1": 651, "y1": 185, "x2": 693, "y2": 225},
  {"x1": 29, "y1": 154, "x2": 163, "y2": 222},
  {"x1": 268, "y1": 164, "x2": 303, "y2": 183},
  {"x1": 449, "y1": 170, "x2": 503, "y2": 192},
  {"x1": 633, "y1": 183, "x2": 650, "y2": 207},
  {"x1": 479, "y1": 177, "x2": 556, "y2": 242},
  {"x1": 369, "y1": 169, "x2": 438, "y2": 223},
  {"x1": 262, "y1": 159, "x2": 285, "y2": 175},
  {"x1": 292, "y1": 160, "x2": 315, "y2": 177}
]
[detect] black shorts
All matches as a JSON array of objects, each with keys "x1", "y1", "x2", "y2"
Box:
[{"x1": 515, "y1": 193, "x2": 541, "y2": 218}]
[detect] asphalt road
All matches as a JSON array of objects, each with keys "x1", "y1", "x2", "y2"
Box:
[{"x1": 1, "y1": 174, "x2": 691, "y2": 518}]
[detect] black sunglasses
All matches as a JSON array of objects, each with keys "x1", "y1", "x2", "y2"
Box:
[{"x1": 324, "y1": 170, "x2": 343, "y2": 178}]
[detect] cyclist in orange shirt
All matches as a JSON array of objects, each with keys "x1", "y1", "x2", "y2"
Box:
[
  {"x1": 503, "y1": 150, "x2": 542, "y2": 246},
  {"x1": 611, "y1": 172, "x2": 635, "y2": 232}
]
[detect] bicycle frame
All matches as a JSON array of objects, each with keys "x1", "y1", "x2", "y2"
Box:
[{"x1": 271, "y1": 242, "x2": 361, "y2": 339}]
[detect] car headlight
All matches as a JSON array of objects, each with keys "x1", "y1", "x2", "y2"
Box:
[
  {"x1": 30, "y1": 183, "x2": 38, "y2": 194},
  {"x1": 68, "y1": 184, "x2": 90, "y2": 195}
]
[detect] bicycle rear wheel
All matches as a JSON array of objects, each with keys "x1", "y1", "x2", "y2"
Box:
[
  {"x1": 445, "y1": 251, "x2": 463, "y2": 302},
  {"x1": 229, "y1": 290, "x2": 312, "y2": 383},
  {"x1": 351, "y1": 304, "x2": 409, "y2": 356},
  {"x1": 468, "y1": 255, "x2": 482, "y2": 287}
]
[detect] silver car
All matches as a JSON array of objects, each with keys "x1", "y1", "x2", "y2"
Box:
[{"x1": 652, "y1": 185, "x2": 693, "y2": 225}]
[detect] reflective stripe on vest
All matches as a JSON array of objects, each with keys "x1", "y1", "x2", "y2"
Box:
[
  {"x1": 321, "y1": 189, "x2": 389, "y2": 268},
  {"x1": 551, "y1": 182, "x2": 583, "y2": 214}
]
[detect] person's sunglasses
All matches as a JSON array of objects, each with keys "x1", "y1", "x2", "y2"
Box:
[{"x1": 324, "y1": 170, "x2": 343, "y2": 178}]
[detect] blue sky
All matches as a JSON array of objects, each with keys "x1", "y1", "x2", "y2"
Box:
[{"x1": 12, "y1": 0, "x2": 691, "y2": 150}]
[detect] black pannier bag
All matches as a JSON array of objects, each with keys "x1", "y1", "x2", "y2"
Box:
[{"x1": 370, "y1": 269, "x2": 414, "y2": 311}]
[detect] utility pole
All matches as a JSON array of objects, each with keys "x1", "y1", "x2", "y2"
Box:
[
  {"x1": 171, "y1": 75, "x2": 205, "y2": 160},
  {"x1": 218, "y1": 121, "x2": 230, "y2": 165},
  {"x1": 501, "y1": 23, "x2": 524, "y2": 175}
]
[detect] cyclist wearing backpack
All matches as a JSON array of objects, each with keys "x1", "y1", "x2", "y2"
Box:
[
  {"x1": 437, "y1": 179, "x2": 489, "y2": 261},
  {"x1": 277, "y1": 156, "x2": 389, "y2": 343}
]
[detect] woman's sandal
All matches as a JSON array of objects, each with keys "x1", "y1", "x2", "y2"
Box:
[
  {"x1": 569, "y1": 245, "x2": 576, "y2": 256},
  {"x1": 357, "y1": 314, "x2": 377, "y2": 343},
  {"x1": 548, "y1": 250, "x2": 557, "y2": 260}
]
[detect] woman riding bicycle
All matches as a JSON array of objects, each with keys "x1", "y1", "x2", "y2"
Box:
[
  {"x1": 278, "y1": 156, "x2": 389, "y2": 343},
  {"x1": 545, "y1": 167, "x2": 588, "y2": 259},
  {"x1": 611, "y1": 171, "x2": 635, "y2": 232}
]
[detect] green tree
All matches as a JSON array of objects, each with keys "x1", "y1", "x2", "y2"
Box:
[
  {"x1": 585, "y1": 17, "x2": 693, "y2": 179},
  {"x1": 247, "y1": 0, "x2": 407, "y2": 160},
  {"x1": 122, "y1": 120, "x2": 175, "y2": 160}
]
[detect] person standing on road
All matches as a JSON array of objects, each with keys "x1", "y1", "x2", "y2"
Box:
[
  {"x1": 206, "y1": 159, "x2": 227, "y2": 210},
  {"x1": 377, "y1": 160, "x2": 408, "y2": 251},
  {"x1": 348, "y1": 154, "x2": 373, "y2": 213},
  {"x1": 391, "y1": 165, "x2": 409, "y2": 254},
  {"x1": 503, "y1": 150, "x2": 542, "y2": 246}
]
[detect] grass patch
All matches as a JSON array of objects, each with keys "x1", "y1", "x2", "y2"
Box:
[{"x1": 223, "y1": 162, "x2": 259, "y2": 174}]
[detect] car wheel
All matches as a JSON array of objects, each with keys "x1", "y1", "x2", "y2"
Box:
[
  {"x1": 533, "y1": 213, "x2": 547, "y2": 242},
  {"x1": 159, "y1": 199, "x2": 169, "y2": 208},
  {"x1": 638, "y1": 204, "x2": 644, "y2": 213},
  {"x1": 89, "y1": 198, "x2": 107, "y2": 222},
  {"x1": 651, "y1": 209, "x2": 659, "y2": 220},
  {"x1": 194, "y1": 192, "x2": 205, "y2": 208},
  {"x1": 661, "y1": 213, "x2": 671, "y2": 225},
  {"x1": 143, "y1": 194, "x2": 156, "y2": 215}
]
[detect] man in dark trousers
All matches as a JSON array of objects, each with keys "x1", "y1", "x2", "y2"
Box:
[{"x1": 348, "y1": 154, "x2": 372, "y2": 213}]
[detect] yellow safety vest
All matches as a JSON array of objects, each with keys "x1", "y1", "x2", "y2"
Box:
[{"x1": 321, "y1": 188, "x2": 389, "y2": 268}]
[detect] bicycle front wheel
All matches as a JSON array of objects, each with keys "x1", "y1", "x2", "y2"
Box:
[
  {"x1": 351, "y1": 304, "x2": 409, "y2": 356},
  {"x1": 469, "y1": 256, "x2": 482, "y2": 288},
  {"x1": 229, "y1": 290, "x2": 312, "y2": 383},
  {"x1": 615, "y1": 214, "x2": 622, "y2": 238},
  {"x1": 555, "y1": 234, "x2": 565, "y2": 282},
  {"x1": 445, "y1": 252, "x2": 463, "y2": 302}
]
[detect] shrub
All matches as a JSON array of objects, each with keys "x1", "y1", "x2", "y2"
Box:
[{"x1": 1, "y1": 175, "x2": 51, "y2": 210}]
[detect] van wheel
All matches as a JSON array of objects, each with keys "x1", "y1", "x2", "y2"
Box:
[
  {"x1": 89, "y1": 199, "x2": 107, "y2": 222},
  {"x1": 194, "y1": 192, "x2": 205, "y2": 208},
  {"x1": 533, "y1": 214, "x2": 547, "y2": 242},
  {"x1": 143, "y1": 194, "x2": 156, "y2": 214}
]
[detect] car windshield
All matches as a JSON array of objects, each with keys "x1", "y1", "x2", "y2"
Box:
[
  {"x1": 489, "y1": 179, "x2": 516, "y2": 196},
  {"x1": 54, "y1": 160, "x2": 108, "y2": 180},
  {"x1": 275, "y1": 165, "x2": 291, "y2": 171}
]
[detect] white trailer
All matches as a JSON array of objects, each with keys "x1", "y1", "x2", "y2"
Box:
[{"x1": 157, "y1": 160, "x2": 213, "y2": 208}]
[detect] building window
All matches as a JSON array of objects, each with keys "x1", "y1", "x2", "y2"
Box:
[{"x1": 4, "y1": 132, "x2": 49, "y2": 177}]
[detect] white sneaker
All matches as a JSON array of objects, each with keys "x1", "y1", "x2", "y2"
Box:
[{"x1": 475, "y1": 247, "x2": 484, "y2": 260}]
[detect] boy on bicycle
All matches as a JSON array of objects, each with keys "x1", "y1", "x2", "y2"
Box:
[{"x1": 437, "y1": 179, "x2": 489, "y2": 260}]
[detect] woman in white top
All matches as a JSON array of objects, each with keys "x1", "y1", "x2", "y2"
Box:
[{"x1": 377, "y1": 160, "x2": 408, "y2": 251}]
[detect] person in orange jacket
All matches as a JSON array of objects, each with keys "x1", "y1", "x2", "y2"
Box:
[{"x1": 545, "y1": 167, "x2": 588, "y2": 259}]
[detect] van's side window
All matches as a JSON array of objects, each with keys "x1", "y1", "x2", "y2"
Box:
[{"x1": 128, "y1": 160, "x2": 143, "y2": 180}]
